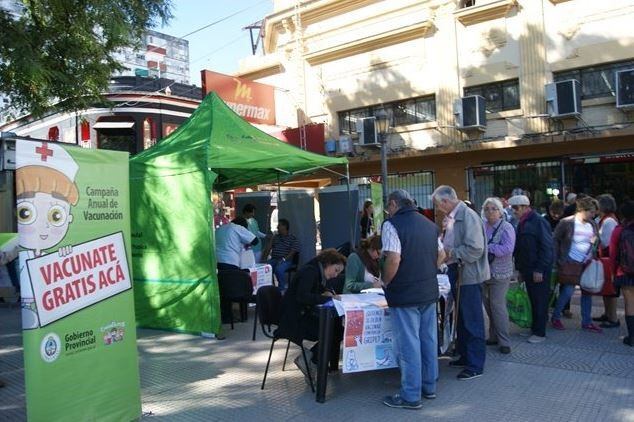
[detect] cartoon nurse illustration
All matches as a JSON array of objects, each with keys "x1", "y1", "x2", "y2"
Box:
[{"x1": 16, "y1": 141, "x2": 79, "y2": 329}]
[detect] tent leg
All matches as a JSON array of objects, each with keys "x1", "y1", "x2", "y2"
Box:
[{"x1": 346, "y1": 163, "x2": 354, "y2": 248}]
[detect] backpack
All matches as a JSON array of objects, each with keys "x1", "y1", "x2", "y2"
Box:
[{"x1": 619, "y1": 224, "x2": 634, "y2": 275}]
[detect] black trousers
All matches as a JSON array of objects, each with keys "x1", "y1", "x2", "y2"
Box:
[{"x1": 524, "y1": 271, "x2": 551, "y2": 337}]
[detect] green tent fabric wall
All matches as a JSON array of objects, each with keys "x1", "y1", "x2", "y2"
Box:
[{"x1": 129, "y1": 92, "x2": 347, "y2": 335}]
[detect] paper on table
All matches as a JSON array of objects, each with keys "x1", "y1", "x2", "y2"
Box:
[
  {"x1": 332, "y1": 293, "x2": 388, "y2": 317},
  {"x1": 360, "y1": 287, "x2": 384, "y2": 294}
]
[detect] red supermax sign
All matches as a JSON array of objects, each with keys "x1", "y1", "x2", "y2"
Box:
[{"x1": 201, "y1": 69, "x2": 276, "y2": 125}]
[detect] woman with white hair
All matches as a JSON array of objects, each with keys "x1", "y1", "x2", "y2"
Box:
[{"x1": 481, "y1": 197, "x2": 516, "y2": 354}]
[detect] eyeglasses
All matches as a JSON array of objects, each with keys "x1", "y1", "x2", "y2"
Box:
[{"x1": 511, "y1": 205, "x2": 521, "y2": 210}]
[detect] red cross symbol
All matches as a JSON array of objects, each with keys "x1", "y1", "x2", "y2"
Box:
[{"x1": 35, "y1": 143, "x2": 54, "y2": 162}]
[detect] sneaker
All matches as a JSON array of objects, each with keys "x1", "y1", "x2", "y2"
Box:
[
  {"x1": 599, "y1": 320, "x2": 620, "y2": 329},
  {"x1": 551, "y1": 319, "x2": 565, "y2": 330},
  {"x1": 457, "y1": 369, "x2": 482, "y2": 380},
  {"x1": 382, "y1": 394, "x2": 422, "y2": 410},
  {"x1": 293, "y1": 355, "x2": 312, "y2": 385},
  {"x1": 448, "y1": 359, "x2": 466, "y2": 368},
  {"x1": 592, "y1": 314, "x2": 609, "y2": 322},
  {"x1": 485, "y1": 339, "x2": 498, "y2": 346},
  {"x1": 563, "y1": 310, "x2": 573, "y2": 319},
  {"x1": 623, "y1": 336, "x2": 633, "y2": 347},
  {"x1": 582, "y1": 323, "x2": 603, "y2": 334},
  {"x1": 422, "y1": 392, "x2": 436, "y2": 400},
  {"x1": 527, "y1": 335, "x2": 546, "y2": 344},
  {"x1": 499, "y1": 346, "x2": 511, "y2": 354},
  {"x1": 519, "y1": 331, "x2": 532, "y2": 337}
]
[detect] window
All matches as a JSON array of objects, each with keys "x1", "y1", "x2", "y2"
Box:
[
  {"x1": 460, "y1": 0, "x2": 476, "y2": 7},
  {"x1": 350, "y1": 171, "x2": 435, "y2": 210},
  {"x1": 463, "y1": 79, "x2": 520, "y2": 113},
  {"x1": 554, "y1": 60, "x2": 634, "y2": 100},
  {"x1": 338, "y1": 96, "x2": 436, "y2": 135}
]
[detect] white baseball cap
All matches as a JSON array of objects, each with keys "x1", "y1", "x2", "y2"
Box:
[{"x1": 508, "y1": 195, "x2": 530, "y2": 206}]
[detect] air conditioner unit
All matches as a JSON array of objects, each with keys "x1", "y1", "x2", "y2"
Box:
[
  {"x1": 545, "y1": 79, "x2": 582, "y2": 118},
  {"x1": 454, "y1": 95, "x2": 486, "y2": 130},
  {"x1": 616, "y1": 68, "x2": 634, "y2": 109},
  {"x1": 355, "y1": 117, "x2": 378, "y2": 145}
]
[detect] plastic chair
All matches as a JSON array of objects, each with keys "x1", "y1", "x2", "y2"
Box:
[
  {"x1": 259, "y1": 285, "x2": 315, "y2": 392},
  {"x1": 217, "y1": 269, "x2": 253, "y2": 330}
]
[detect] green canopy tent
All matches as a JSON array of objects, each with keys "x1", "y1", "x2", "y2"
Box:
[{"x1": 129, "y1": 92, "x2": 348, "y2": 335}]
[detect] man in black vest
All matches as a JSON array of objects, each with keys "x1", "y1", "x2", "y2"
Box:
[{"x1": 381, "y1": 190, "x2": 439, "y2": 410}]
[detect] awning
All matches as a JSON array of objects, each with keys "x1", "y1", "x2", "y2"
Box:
[{"x1": 93, "y1": 121, "x2": 135, "y2": 129}]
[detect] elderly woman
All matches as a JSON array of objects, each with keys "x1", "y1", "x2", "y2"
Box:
[
  {"x1": 593, "y1": 194, "x2": 620, "y2": 328},
  {"x1": 481, "y1": 198, "x2": 516, "y2": 354},
  {"x1": 551, "y1": 197, "x2": 602, "y2": 333},
  {"x1": 343, "y1": 235, "x2": 382, "y2": 293},
  {"x1": 277, "y1": 248, "x2": 346, "y2": 383}
]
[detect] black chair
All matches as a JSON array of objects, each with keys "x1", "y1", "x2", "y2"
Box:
[
  {"x1": 217, "y1": 269, "x2": 253, "y2": 330},
  {"x1": 259, "y1": 286, "x2": 315, "y2": 392},
  {"x1": 335, "y1": 241, "x2": 352, "y2": 257},
  {"x1": 284, "y1": 253, "x2": 300, "y2": 287}
]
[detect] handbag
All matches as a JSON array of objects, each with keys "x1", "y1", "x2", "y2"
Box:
[
  {"x1": 558, "y1": 261, "x2": 584, "y2": 285},
  {"x1": 506, "y1": 283, "x2": 532, "y2": 328},
  {"x1": 580, "y1": 259, "x2": 604, "y2": 293}
]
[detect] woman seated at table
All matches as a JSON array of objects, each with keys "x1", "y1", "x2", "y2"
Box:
[
  {"x1": 343, "y1": 235, "x2": 382, "y2": 293},
  {"x1": 277, "y1": 248, "x2": 346, "y2": 382}
]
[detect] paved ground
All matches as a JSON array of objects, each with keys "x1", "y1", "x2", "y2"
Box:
[{"x1": 1, "y1": 292, "x2": 633, "y2": 422}]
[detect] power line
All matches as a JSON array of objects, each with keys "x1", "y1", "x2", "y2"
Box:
[
  {"x1": 190, "y1": 34, "x2": 247, "y2": 65},
  {"x1": 178, "y1": 0, "x2": 270, "y2": 39}
]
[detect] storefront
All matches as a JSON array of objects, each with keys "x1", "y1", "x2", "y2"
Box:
[{"x1": 469, "y1": 151, "x2": 634, "y2": 212}]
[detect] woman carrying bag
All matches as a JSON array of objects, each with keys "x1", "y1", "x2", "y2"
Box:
[{"x1": 551, "y1": 196, "x2": 602, "y2": 333}]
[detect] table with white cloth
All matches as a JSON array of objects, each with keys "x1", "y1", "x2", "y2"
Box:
[{"x1": 315, "y1": 274, "x2": 453, "y2": 403}]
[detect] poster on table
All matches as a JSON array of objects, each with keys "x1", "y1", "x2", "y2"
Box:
[
  {"x1": 16, "y1": 140, "x2": 141, "y2": 422},
  {"x1": 342, "y1": 306, "x2": 397, "y2": 373},
  {"x1": 370, "y1": 182, "x2": 384, "y2": 233}
]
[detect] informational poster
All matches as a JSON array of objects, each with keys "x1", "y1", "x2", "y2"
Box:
[
  {"x1": 16, "y1": 140, "x2": 140, "y2": 422},
  {"x1": 249, "y1": 263, "x2": 273, "y2": 294},
  {"x1": 336, "y1": 293, "x2": 397, "y2": 373},
  {"x1": 371, "y1": 182, "x2": 384, "y2": 233}
]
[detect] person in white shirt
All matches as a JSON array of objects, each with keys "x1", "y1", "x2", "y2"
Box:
[{"x1": 215, "y1": 217, "x2": 258, "y2": 271}]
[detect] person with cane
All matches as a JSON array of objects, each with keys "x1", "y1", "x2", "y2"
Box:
[{"x1": 433, "y1": 185, "x2": 490, "y2": 381}]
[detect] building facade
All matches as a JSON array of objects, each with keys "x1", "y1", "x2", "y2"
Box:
[
  {"x1": 237, "y1": 0, "x2": 634, "y2": 210},
  {"x1": 112, "y1": 30, "x2": 191, "y2": 84},
  {"x1": 0, "y1": 76, "x2": 201, "y2": 154}
]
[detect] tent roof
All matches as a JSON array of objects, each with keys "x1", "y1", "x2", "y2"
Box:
[{"x1": 130, "y1": 92, "x2": 347, "y2": 190}]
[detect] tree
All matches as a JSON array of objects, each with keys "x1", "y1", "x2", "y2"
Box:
[{"x1": 0, "y1": 0, "x2": 173, "y2": 118}]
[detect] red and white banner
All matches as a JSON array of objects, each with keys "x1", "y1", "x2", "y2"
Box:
[{"x1": 26, "y1": 232, "x2": 131, "y2": 326}]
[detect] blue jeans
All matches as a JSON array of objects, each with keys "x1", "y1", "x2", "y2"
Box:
[
  {"x1": 390, "y1": 303, "x2": 438, "y2": 403},
  {"x1": 448, "y1": 264, "x2": 486, "y2": 373},
  {"x1": 268, "y1": 258, "x2": 293, "y2": 291},
  {"x1": 553, "y1": 285, "x2": 593, "y2": 326}
]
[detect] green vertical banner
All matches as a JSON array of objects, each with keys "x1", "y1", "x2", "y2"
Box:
[
  {"x1": 371, "y1": 182, "x2": 384, "y2": 233},
  {"x1": 16, "y1": 141, "x2": 140, "y2": 422}
]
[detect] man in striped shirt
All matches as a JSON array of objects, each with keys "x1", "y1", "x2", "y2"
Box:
[{"x1": 266, "y1": 218, "x2": 300, "y2": 291}]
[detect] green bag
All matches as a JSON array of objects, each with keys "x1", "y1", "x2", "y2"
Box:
[{"x1": 506, "y1": 283, "x2": 532, "y2": 328}]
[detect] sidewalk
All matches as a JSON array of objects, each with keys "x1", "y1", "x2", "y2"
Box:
[{"x1": 1, "y1": 298, "x2": 633, "y2": 421}]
